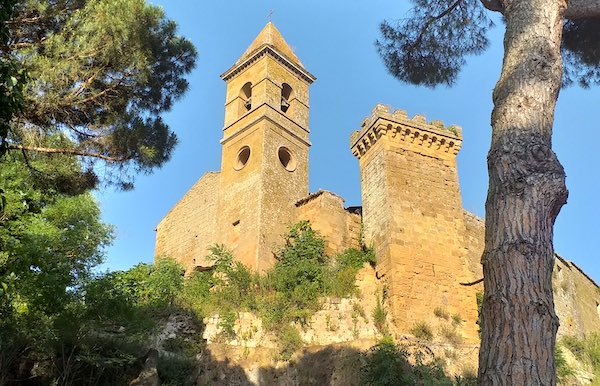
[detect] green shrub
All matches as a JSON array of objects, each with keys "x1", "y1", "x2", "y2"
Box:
[
  {"x1": 180, "y1": 270, "x2": 212, "y2": 313},
  {"x1": 336, "y1": 247, "x2": 375, "y2": 270},
  {"x1": 94, "y1": 259, "x2": 185, "y2": 314},
  {"x1": 218, "y1": 310, "x2": 237, "y2": 339},
  {"x1": 271, "y1": 221, "x2": 327, "y2": 311},
  {"x1": 324, "y1": 247, "x2": 377, "y2": 298},
  {"x1": 278, "y1": 325, "x2": 303, "y2": 360},
  {"x1": 373, "y1": 295, "x2": 387, "y2": 334},
  {"x1": 361, "y1": 337, "x2": 453, "y2": 386},
  {"x1": 451, "y1": 313, "x2": 463, "y2": 326},
  {"x1": 148, "y1": 258, "x2": 185, "y2": 307},
  {"x1": 586, "y1": 333, "x2": 600, "y2": 370},
  {"x1": 434, "y1": 306, "x2": 450, "y2": 320},
  {"x1": 555, "y1": 345, "x2": 575, "y2": 384},
  {"x1": 353, "y1": 302, "x2": 367, "y2": 321},
  {"x1": 454, "y1": 373, "x2": 478, "y2": 386},
  {"x1": 325, "y1": 265, "x2": 358, "y2": 297},
  {"x1": 439, "y1": 325, "x2": 463, "y2": 346},
  {"x1": 561, "y1": 335, "x2": 586, "y2": 360},
  {"x1": 410, "y1": 321, "x2": 433, "y2": 341},
  {"x1": 560, "y1": 334, "x2": 600, "y2": 380}
]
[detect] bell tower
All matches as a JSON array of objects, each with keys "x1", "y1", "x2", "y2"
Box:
[{"x1": 217, "y1": 22, "x2": 316, "y2": 271}]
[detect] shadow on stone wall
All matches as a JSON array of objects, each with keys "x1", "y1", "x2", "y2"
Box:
[{"x1": 196, "y1": 345, "x2": 365, "y2": 386}]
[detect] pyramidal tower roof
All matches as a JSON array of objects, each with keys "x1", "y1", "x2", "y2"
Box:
[
  {"x1": 222, "y1": 22, "x2": 315, "y2": 83},
  {"x1": 235, "y1": 21, "x2": 303, "y2": 68}
]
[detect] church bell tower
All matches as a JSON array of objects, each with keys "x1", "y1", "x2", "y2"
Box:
[{"x1": 217, "y1": 22, "x2": 316, "y2": 271}]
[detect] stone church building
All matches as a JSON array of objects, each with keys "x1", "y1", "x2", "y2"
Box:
[{"x1": 155, "y1": 22, "x2": 600, "y2": 342}]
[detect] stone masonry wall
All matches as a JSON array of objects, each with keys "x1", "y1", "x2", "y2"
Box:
[
  {"x1": 459, "y1": 211, "x2": 600, "y2": 339},
  {"x1": 296, "y1": 190, "x2": 361, "y2": 256},
  {"x1": 256, "y1": 121, "x2": 310, "y2": 271},
  {"x1": 202, "y1": 264, "x2": 382, "y2": 348},
  {"x1": 552, "y1": 257, "x2": 600, "y2": 338},
  {"x1": 155, "y1": 172, "x2": 220, "y2": 271}
]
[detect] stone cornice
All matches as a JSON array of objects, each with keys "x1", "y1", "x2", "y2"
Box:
[
  {"x1": 221, "y1": 45, "x2": 316, "y2": 84},
  {"x1": 221, "y1": 104, "x2": 311, "y2": 147},
  {"x1": 350, "y1": 104, "x2": 463, "y2": 159}
]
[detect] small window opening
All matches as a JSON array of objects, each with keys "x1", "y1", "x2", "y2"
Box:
[
  {"x1": 281, "y1": 83, "x2": 293, "y2": 113},
  {"x1": 230, "y1": 219, "x2": 240, "y2": 247},
  {"x1": 234, "y1": 146, "x2": 251, "y2": 170},
  {"x1": 596, "y1": 301, "x2": 600, "y2": 319},
  {"x1": 278, "y1": 146, "x2": 296, "y2": 171},
  {"x1": 240, "y1": 82, "x2": 252, "y2": 112}
]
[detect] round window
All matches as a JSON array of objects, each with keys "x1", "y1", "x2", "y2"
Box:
[
  {"x1": 278, "y1": 146, "x2": 296, "y2": 172},
  {"x1": 234, "y1": 146, "x2": 251, "y2": 170}
]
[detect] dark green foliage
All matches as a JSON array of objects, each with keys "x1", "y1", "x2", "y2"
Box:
[
  {"x1": 4, "y1": 0, "x2": 196, "y2": 188},
  {"x1": 376, "y1": 0, "x2": 492, "y2": 87},
  {"x1": 0, "y1": 0, "x2": 27, "y2": 156},
  {"x1": 271, "y1": 221, "x2": 327, "y2": 309},
  {"x1": 0, "y1": 3, "x2": 196, "y2": 376},
  {"x1": 361, "y1": 337, "x2": 454, "y2": 386},
  {"x1": 336, "y1": 246, "x2": 376, "y2": 270},
  {"x1": 0, "y1": 258, "x2": 189, "y2": 385},
  {"x1": 563, "y1": 18, "x2": 600, "y2": 87},
  {"x1": 158, "y1": 354, "x2": 196, "y2": 386}
]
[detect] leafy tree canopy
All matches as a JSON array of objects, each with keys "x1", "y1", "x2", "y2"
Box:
[
  {"x1": 2, "y1": 0, "x2": 197, "y2": 188},
  {"x1": 0, "y1": 154, "x2": 113, "y2": 321}
]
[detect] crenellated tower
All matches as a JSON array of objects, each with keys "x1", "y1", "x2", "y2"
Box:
[
  {"x1": 217, "y1": 22, "x2": 316, "y2": 271},
  {"x1": 351, "y1": 104, "x2": 479, "y2": 342}
]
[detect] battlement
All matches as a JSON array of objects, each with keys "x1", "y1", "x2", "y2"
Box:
[{"x1": 350, "y1": 104, "x2": 463, "y2": 160}]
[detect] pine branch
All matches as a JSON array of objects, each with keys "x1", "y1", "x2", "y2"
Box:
[
  {"x1": 459, "y1": 278, "x2": 484, "y2": 286},
  {"x1": 7, "y1": 144, "x2": 128, "y2": 162},
  {"x1": 413, "y1": 0, "x2": 465, "y2": 49}
]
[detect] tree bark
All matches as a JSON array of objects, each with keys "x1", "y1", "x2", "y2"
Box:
[
  {"x1": 478, "y1": 1, "x2": 568, "y2": 385},
  {"x1": 479, "y1": 0, "x2": 600, "y2": 19}
]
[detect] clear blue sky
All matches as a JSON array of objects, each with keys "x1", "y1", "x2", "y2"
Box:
[{"x1": 96, "y1": 1, "x2": 600, "y2": 284}]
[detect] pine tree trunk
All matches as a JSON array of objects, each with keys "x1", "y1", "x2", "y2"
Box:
[{"x1": 477, "y1": 1, "x2": 569, "y2": 385}]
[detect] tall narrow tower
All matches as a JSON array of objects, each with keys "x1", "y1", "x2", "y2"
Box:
[
  {"x1": 217, "y1": 22, "x2": 316, "y2": 271},
  {"x1": 351, "y1": 105, "x2": 479, "y2": 342}
]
